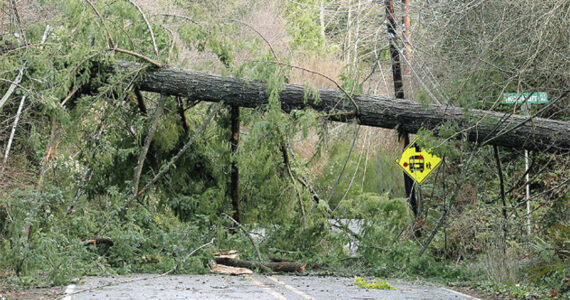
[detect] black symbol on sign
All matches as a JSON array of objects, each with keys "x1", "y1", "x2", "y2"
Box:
[{"x1": 403, "y1": 155, "x2": 424, "y2": 172}]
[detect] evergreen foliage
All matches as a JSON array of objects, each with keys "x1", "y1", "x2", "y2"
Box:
[{"x1": 0, "y1": 1, "x2": 567, "y2": 298}]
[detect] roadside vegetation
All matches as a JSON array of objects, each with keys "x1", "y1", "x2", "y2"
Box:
[{"x1": 0, "y1": 0, "x2": 568, "y2": 299}]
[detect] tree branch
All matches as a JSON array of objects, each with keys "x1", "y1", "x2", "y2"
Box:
[
  {"x1": 222, "y1": 213, "x2": 262, "y2": 262},
  {"x1": 132, "y1": 94, "x2": 167, "y2": 198},
  {"x1": 127, "y1": 0, "x2": 159, "y2": 57}
]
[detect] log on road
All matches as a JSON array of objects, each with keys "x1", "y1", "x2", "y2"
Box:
[
  {"x1": 215, "y1": 257, "x2": 306, "y2": 273},
  {"x1": 115, "y1": 61, "x2": 569, "y2": 152}
]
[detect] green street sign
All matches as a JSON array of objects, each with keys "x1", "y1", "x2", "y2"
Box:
[{"x1": 503, "y1": 92, "x2": 548, "y2": 104}]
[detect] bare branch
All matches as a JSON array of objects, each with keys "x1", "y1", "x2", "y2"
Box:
[
  {"x1": 132, "y1": 94, "x2": 167, "y2": 198},
  {"x1": 84, "y1": 0, "x2": 115, "y2": 47},
  {"x1": 1, "y1": 96, "x2": 26, "y2": 175},
  {"x1": 222, "y1": 213, "x2": 262, "y2": 262},
  {"x1": 126, "y1": 0, "x2": 159, "y2": 57},
  {"x1": 113, "y1": 48, "x2": 162, "y2": 67},
  {"x1": 0, "y1": 65, "x2": 25, "y2": 111}
]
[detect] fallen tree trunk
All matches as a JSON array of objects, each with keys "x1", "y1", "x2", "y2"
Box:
[
  {"x1": 215, "y1": 257, "x2": 306, "y2": 273},
  {"x1": 115, "y1": 61, "x2": 569, "y2": 152}
]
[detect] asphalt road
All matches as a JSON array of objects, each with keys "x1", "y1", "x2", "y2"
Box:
[{"x1": 61, "y1": 274, "x2": 480, "y2": 300}]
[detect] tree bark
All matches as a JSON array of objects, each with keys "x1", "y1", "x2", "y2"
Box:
[
  {"x1": 134, "y1": 88, "x2": 148, "y2": 116},
  {"x1": 176, "y1": 96, "x2": 189, "y2": 133},
  {"x1": 215, "y1": 257, "x2": 306, "y2": 273},
  {"x1": 114, "y1": 61, "x2": 570, "y2": 153}
]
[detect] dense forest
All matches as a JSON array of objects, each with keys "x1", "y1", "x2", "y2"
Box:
[{"x1": 0, "y1": 0, "x2": 568, "y2": 298}]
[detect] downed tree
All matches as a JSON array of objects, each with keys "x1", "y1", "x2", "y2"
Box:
[
  {"x1": 215, "y1": 257, "x2": 306, "y2": 273},
  {"x1": 115, "y1": 61, "x2": 569, "y2": 152}
]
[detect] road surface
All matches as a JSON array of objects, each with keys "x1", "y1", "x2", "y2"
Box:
[{"x1": 61, "y1": 274, "x2": 480, "y2": 300}]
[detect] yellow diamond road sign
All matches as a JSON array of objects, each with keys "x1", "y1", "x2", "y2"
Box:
[{"x1": 396, "y1": 138, "x2": 442, "y2": 185}]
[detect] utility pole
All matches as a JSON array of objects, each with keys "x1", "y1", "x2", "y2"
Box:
[
  {"x1": 384, "y1": 0, "x2": 418, "y2": 217},
  {"x1": 230, "y1": 105, "x2": 240, "y2": 223}
]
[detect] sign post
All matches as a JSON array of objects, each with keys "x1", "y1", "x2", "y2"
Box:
[
  {"x1": 522, "y1": 101, "x2": 531, "y2": 236},
  {"x1": 502, "y1": 92, "x2": 548, "y2": 236}
]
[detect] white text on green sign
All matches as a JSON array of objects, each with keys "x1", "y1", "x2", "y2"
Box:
[{"x1": 502, "y1": 92, "x2": 548, "y2": 104}]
